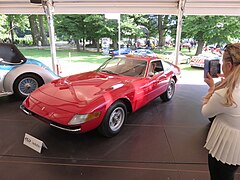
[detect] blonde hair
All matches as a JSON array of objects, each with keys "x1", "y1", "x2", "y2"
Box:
[{"x1": 215, "y1": 43, "x2": 240, "y2": 106}]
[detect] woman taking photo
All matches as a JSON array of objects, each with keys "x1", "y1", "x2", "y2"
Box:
[{"x1": 202, "y1": 43, "x2": 240, "y2": 180}]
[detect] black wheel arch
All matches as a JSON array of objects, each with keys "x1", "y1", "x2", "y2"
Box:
[
  {"x1": 172, "y1": 75, "x2": 177, "y2": 83},
  {"x1": 117, "y1": 98, "x2": 132, "y2": 114}
]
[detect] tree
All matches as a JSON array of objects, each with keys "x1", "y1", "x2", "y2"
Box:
[
  {"x1": 85, "y1": 14, "x2": 112, "y2": 52},
  {"x1": 55, "y1": 14, "x2": 119, "y2": 52},
  {"x1": 0, "y1": 15, "x2": 29, "y2": 43},
  {"x1": 55, "y1": 14, "x2": 87, "y2": 51},
  {"x1": 157, "y1": 15, "x2": 178, "y2": 48},
  {"x1": 38, "y1": 15, "x2": 49, "y2": 46},
  {"x1": 0, "y1": 15, "x2": 8, "y2": 40},
  {"x1": 121, "y1": 15, "x2": 143, "y2": 44},
  {"x1": 29, "y1": 15, "x2": 41, "y2": 46},
  {"x1": 182, "y1": 15, "x2": 240, "y2": 55}
]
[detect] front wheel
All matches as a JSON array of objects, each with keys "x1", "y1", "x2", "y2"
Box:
[
  {"x1": 160, "y1": 79, "x2": 175, "y2": 102},
  {"x1": 98, "y1": 101, "x2": 127, "y2": 137},
  {"x1": 13, "y1": 74, "x2": 44, "y2": 99}
]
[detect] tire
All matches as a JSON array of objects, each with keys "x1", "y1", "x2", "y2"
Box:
[
  {"x1": 13, "y1": 74, "x2": 44, "y2": 99},
  {"x1": 160, "y1": 79, "x2": 175, "y2": 102},
  {"x1": 98, "y1": 101, "x2": 127, "y2": 137}
]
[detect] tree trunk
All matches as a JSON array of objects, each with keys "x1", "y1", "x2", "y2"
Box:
[
  {"x1": 75, "y1": 39, "x2": 80, "y2": 52},
  {"x1": 82, "y1": 37, "x2": 85, "y2": 50},
  {"x1": 158, "y1": 15, "x2": 165, "y2": 48},
  {"x1": 113, "y1": 41, "x2": 118, "y2": 49},
  {"x1": 29, "y1": 15, "x2": 40, "y2": 46},
  {"x1": 195, "y1": 40, "x2": 205, "y2": 55},
  {"x1": 38, "y1": 15, "x2": 48, "y2": 46},
  {"x1": 96, "y1": 38, "x2": 100, "y2": 52}
]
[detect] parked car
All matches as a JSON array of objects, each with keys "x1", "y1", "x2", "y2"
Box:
[
  {"x1": 161, "y1": 52, "x2": 190, "y2": 64},
  {"x1": 190, "y1": 53, "x2": 220, "y2": 68},
  {"x1": 0, "y1": 43, "x2": 59, "y2": 99},
  {"x1": 109, "y1": 48, "x2": 131, "y2": 56},
  {"x1": 130, "y1": 48, "x2": 157, "y2": 57},
  {"x1": 181, "y1": 42, "x2": 192, "y2": 49},
  {"x1": 21, "y1": 55, "x2": 181, "y2": 137}
]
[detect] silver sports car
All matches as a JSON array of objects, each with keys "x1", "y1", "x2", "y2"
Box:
[{"x1": 0, "y1": 43, "x2": 59, "y2": 99}]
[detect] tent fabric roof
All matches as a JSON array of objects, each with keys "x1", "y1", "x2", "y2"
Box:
[{"x1": 1, "y1": 0, "x2": 240, "y2": 15}]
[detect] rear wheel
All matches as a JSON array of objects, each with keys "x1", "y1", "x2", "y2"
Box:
[
  {"x1": 98, "y1": 101, "x2": 127, "y2": 137},
  {"x1": 13, "y1": 74, "x2": 44, "y2": 99},
  {"x1": 160, "y1": 79, "x2": 175, "y2": 102}
]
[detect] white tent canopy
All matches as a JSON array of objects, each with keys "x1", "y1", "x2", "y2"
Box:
[{"x1": 1, "y1": 0, "x2": 240, "y2": 15}]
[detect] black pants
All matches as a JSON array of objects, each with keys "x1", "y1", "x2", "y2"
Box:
[{"x1": 208, "y1": 154, "x2": 239, "y2": 180}]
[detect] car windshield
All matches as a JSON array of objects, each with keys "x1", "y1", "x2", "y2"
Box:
[{"x1": 98, "y1": 57, "x2": 147, "y2": 77}]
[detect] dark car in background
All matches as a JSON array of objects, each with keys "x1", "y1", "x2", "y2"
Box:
[
  {"x1": 109, "y1": 48, "x2": 131, "y2": 56},
  {"x1": 130, "y1": 48, "x2": 157, "y2": 57}
]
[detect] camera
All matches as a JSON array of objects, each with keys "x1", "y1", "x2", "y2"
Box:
[{"x1": 204, "y1": 59, "x2": 221, "y2": 78}]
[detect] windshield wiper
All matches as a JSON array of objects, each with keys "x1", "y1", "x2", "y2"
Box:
[{"x1": 100, "y1": 69, "x2": 118, "y2": 75}]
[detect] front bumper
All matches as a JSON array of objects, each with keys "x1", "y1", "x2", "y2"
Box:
[{"x1": 20, "y1": 104, "x2": 81, "y2": 132}]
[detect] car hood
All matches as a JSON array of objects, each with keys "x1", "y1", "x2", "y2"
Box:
[{"x1": 35, "y1": 71, "x2": 136, "y2": 108}]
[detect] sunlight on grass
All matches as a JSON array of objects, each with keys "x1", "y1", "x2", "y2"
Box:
[{"x1": 19, "y1": 47, "x2": 109, "y2": 64}]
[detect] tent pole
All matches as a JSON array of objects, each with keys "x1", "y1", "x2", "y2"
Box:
[
  {"x1": 118, "y1": 14, "x2": 121, "y2": 55},
  {"x1": 174, "y1": 0, "x2": 186, "y2": 65},
  {"x1": 43, "y1": 0, "x2": 59, "y2": 75}
]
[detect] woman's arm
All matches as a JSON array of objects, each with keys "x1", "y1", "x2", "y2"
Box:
[{"x1": 202, "y1": 92, "x2": 224, "y2": 118}]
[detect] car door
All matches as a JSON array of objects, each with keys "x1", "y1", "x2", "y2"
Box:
[{"x1": 146, "y1": 60, "x2": 168, "y2": 102}]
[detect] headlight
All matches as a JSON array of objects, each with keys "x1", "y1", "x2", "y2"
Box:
[{"x1": 68, "y1": 112, "x2": 101, "y2": 125}]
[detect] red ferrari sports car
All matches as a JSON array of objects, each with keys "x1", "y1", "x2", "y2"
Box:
[{"x1": 20, "y1": 55, "x2": 181, "y2": 137}]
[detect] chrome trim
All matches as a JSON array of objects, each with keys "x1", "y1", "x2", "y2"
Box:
[
  {"x1": 50, "y1": 123, "x2": 81, "y2": 132},
  {"x1": 0, "y1": 92, "x2": 13, "y2": 97},
  {"x1": 20, "y1": 105, "x2": 32, "y2": 116}
]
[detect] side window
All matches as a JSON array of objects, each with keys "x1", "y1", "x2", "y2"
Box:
[
  {"x1": 154, "y1": 61, "x2": 164, "y2": 73},
  {"x1": 161, "y1": 60, "x2": 171, "y2": 72},
  {"x1": 148, "y1": 60, "x2": 163, "y2": 77}
]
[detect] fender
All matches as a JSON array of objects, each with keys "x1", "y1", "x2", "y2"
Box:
[{"x1": 3, "y1": 64, "x2": 59, "y2": 93}]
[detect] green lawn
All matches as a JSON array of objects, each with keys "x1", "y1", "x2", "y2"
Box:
[
  {"x1": 19, "y1": 47, "x2": 110, "y2": 64},
  {"x1": 19, "y1": 45, "x2": 202, "y2": 72}
]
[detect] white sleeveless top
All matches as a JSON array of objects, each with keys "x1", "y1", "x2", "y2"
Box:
[{"x1": 202, "y1": 86, "x2": 240, "y2": 165}]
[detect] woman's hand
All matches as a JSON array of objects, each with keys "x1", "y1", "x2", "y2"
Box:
[
  {"x1": 204, "y1": 73, "x2": 215, "y2": 92},
  {"x1": 203, "y1": 73, "x2": 215, "y2": 105}
]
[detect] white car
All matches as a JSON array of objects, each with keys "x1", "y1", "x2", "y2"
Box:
[
  {"x1": 190, "y1": 53, "x2": 220, "y2": 68},
  {"x1": 0, "y1": 43, "x2": 59, "y2": 99},
  {"x1": 162, "y1": 52, "x2": 190, "y2": 64}
]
